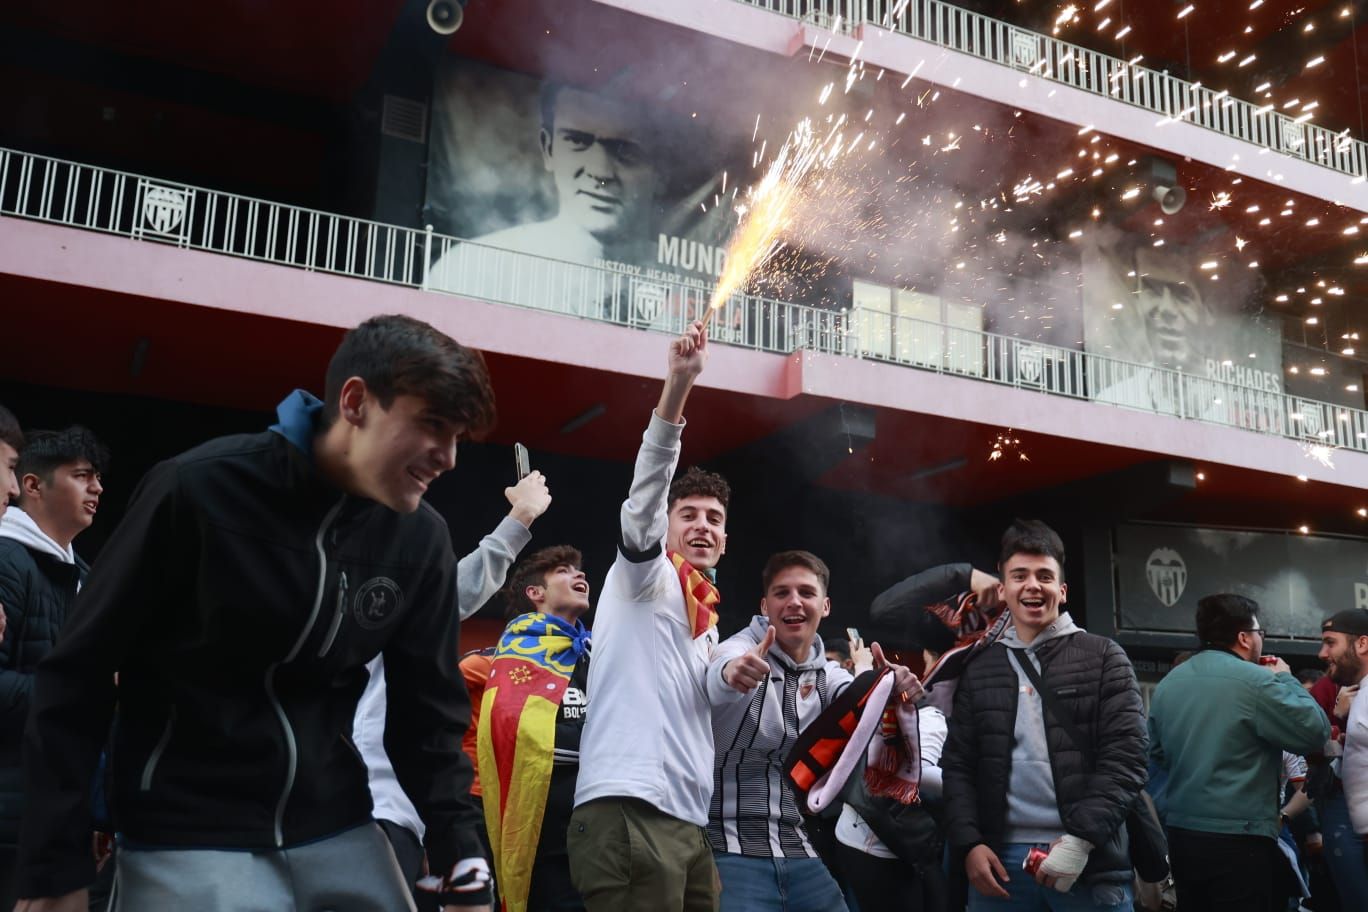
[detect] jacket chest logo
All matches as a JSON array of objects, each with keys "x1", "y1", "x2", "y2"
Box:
[
  {"x1": 799, "y1": 670, "x2": 817, "y2": 701},
  {"x1": 353, "y1": 577, "x2": 403, "y2": 630}
]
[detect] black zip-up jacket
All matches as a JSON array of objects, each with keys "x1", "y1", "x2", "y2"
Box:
[
  {"x1": 18, "y1": 421, "x2": 483, "y2": 898},
  {"x1": 941, "y1": 630, "x2": 1147, "y2": 882}
]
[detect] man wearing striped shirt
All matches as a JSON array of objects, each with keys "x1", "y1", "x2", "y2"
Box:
[{"x1": 706, "y1": 551, "x2": 918, "y2": 912}]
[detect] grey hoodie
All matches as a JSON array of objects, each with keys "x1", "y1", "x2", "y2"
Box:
[
  {"x1": 706, "y1": 616, "x2": 855, "y2": 858},
  {"x1": 1000, "y1": 611, "x2": 1082, "y2": 845}
]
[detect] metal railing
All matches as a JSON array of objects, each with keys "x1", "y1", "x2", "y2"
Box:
[
  {"x1": 735, "y1": 0, "x2": 1368, "y2": 182},
  {"x1": 3, "y1": 144, "x2": 1367, "y2": 455}
]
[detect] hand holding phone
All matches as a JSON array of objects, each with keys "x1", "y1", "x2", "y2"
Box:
[{"x1": 514, "y1": 443, "x2": 530, "y2": 481}]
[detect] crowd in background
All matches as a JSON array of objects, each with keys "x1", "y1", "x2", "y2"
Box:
[{"x1": 0, "y1": 317, "x2": 1366, "y2": 912}]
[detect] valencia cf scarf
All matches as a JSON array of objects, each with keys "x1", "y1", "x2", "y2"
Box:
[
  {"x1": 666, "y1": 551, "x2": 720, "y2": 639},
  {"x1": 478, "y1": 613, "x2": 590, "y2": 912}
]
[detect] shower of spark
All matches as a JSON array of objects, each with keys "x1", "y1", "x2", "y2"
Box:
[
  {"x1": 989, "y1": 430, "x2": 1030, "y2": 462},
  {"x1": 1302, "y1": 443, "x2": 1336, "y2": 469},
  {"x1": 706, "y1": 117, "x2": 852, "y2": 315}
]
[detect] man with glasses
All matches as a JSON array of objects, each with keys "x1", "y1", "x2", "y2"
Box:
[{"x1": 1148, "y1": 594, "x2": 1328, "y2": 911}]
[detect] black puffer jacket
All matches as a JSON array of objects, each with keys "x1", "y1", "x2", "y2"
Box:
[
  {"x1": 0, "y1": 534, "x2": 88, "y2": 843},
  {"x1": 941, "y1": 628, "x2": 1147, "y2": 881}
]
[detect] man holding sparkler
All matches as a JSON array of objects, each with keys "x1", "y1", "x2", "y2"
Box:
[{"x1": 567, "y1": 321, "x2": 728, "y2": 912}]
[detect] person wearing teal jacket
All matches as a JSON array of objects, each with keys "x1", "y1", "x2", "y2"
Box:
[{"x1": 1148, "y1": 593, "x2": 1329, "y2": 912}]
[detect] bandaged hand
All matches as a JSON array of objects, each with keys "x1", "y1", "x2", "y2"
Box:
[
  {"x1": 1038, "y1": 833, "x2": 1093, "y2": 893},
  {"x1": 416, "y1": 856, "x2": 492, "y2": 908}
]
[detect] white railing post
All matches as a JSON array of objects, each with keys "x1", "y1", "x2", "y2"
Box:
[{"x1": 421, "y1": 224, "x2": 433, "y2": 291}]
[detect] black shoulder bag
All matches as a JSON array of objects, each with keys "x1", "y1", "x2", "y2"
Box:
[{"x1": 1009, "y1": 648, "x2": 1170, "y2": 883}]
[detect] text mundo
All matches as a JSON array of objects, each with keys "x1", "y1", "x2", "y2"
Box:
[{"x1": 657, "y1": 234, "x2": 728, "y2": 278}]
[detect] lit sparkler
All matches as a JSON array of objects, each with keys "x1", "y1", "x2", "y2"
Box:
[{"x1": 705, "y1": 117, "x2": 853, "y2": 320}]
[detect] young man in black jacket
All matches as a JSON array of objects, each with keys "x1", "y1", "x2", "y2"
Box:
[
  {"x1": 0, "y1": 427, "x2": 108, "y2": 908},
  {"x1": 942, "y1": 520, "x2": 1147, "y2": 911},
  {"x1": 16, "y1": 315, "x2": 498, "y2": 912},
  {"x1": 0, "y1": 405, "x2": 20, "y2": 525}
]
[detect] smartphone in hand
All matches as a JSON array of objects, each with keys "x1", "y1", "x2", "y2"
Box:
[{"x1": 514, "y1": 443, "x2": 530, "y2": 481}]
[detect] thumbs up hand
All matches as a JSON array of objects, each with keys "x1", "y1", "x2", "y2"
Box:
[
  {"x1": 872, "y1": 641, "x2": 925, "y2": 704},
  {"x1": 723, "y1": 626, "x2": 776, "y2": 693}
]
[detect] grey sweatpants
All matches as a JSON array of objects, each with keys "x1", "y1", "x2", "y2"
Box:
[{"x1": 112, "y1": 822, "x2": 415, "y2": 912}]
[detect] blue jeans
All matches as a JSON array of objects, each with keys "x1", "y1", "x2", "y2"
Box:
[
  {"x1": 1320, "y1": 788, "x2": 1368, "y2": 907},
  {"x1": 714, "y1": 852, "x2": 849, "y2": 912},
  {"x1": 966, "y1": 844, "x2": 1132, "y2": 912}
]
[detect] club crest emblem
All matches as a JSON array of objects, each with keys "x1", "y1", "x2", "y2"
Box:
[
  {"x1": 634, "y1": 282, "x2": 667, "y2": 324},
  {"x1": 141, "y1": 184, "x2": 188, "y2": 235},
  {"x1": 1145, "y1": 548, "x2": 1187, "y2": 608},
  {"x1": 799, "y1": 670, "x2": 817, "y2": 701},
  {"x1": 1016, "y1": 345, "x2": 1044, "y2": 385},
  {"x1": 353, "y1": 577, "x2": 403, "y2": 630}
]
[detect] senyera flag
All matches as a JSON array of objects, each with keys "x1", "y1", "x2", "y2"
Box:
[{"x1": 478, "y1": 612, "x2": 589, "y2": 912}]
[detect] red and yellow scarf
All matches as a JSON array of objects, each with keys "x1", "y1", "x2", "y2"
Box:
[{"x1": 667, "y1": 550, "x2": 720, "y2": 639}]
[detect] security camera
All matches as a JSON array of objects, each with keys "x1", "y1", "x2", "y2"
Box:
[{"x1": 426, "y1": 0, "x2": 465, "y2": 35}]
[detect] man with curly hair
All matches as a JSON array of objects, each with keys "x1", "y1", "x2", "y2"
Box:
[{"x1": 568, "y1": 321, "x2": 730, "y2": 912}]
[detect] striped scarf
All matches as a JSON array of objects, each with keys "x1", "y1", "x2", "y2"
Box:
[
  {"x1": 478, "y1": 613, "x2": 590, "y2": 912},
  {"x1": 667, "y1": 551, "x2": 720, "y2": 639}
]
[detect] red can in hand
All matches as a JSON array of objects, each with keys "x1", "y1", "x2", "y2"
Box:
[
  {"x1": 1258, "y1": 655, "x2": 1279, "y2": 667},
  {"x1": 1023, "y1": 847, "x2": 1049, "y2": 876}
]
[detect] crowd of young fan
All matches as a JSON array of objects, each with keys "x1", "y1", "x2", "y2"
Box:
[{"x1": 0, "y1": 315, "x2": 1366, "y2": 912}]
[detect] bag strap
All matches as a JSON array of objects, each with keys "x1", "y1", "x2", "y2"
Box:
[{"x1": 1008, "y1": 647, "x2": 1089, "y2": 760}]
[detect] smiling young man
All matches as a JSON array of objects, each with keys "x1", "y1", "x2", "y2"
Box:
[
  {"x1": 0, "y1": 426, "x2": 108, "y2": 906},
  {"x1": 704, "y1": 550, "x2": 919, "y2": 912},
  {"x1": 16, "y1": 315, "x2": 498, "y2": 912},
  {"x1": 942, "y1": 520, "x2": 1147, "y2": 912},
  {"x1": 479, "y1": 545, "x2": 593, "y2": 912},
  {"x1": 568, "y1": 320, "x2": 729, "y2": 912}
]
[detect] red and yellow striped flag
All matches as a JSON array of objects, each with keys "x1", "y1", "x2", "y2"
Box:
[{"x1": 477, "y1": 613, "x2": 587, "y2": 912}]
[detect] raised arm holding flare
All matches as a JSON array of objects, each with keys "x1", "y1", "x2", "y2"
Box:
[{"x1": 568, "y1": 320, "x2": 729, "y2": 912}]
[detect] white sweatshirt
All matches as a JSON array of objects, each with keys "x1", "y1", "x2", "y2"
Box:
[{"x1": 574, "y1": 413, "x2": 719, "y2": 827}]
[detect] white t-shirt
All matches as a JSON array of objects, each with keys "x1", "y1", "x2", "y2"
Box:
[
  {"x1": 1342, "y1": 683, "x2": 1368, "y2": 834},
  {"x1": 836, "y1": 706, "x2": 948, "y2": 858}
]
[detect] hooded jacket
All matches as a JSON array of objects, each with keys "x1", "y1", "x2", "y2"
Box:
[
  {"x1": 942, "y1": 613, "x2": 1147, "y2": 882},
  {"x1": 0, "y1": 508, "x2": 90, "y2": 844},
  {"x1": 17, "y1": 391, "x2": 484, "y2": 898},
  {"x1": 706, "y1": 616, "x2": 855, "y2": 858}
]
